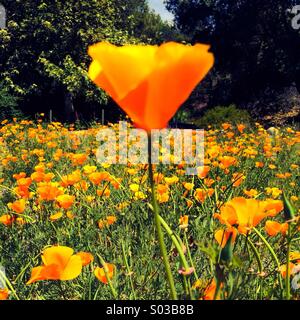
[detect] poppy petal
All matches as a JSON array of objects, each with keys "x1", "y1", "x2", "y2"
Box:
[
  {"x1": 88, "y1": 42, "x2": 157, "y2": 101},
  {"x1": 60, "y1": 255, "x2": 82, "y2": 280},
  {"x1": 42, "y1": 246, "x2": 74, "y2": 269}
]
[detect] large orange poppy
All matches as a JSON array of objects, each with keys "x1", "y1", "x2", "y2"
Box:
[
  {"x1": 214, "y1": 197, "x2": 283, "y2": 234},
  {"x1": 88, "y1": 42, "x2": 214, "y2": 131},
  {"x1": 27, "y1": 246, "x2": 82, "y2": 284}
]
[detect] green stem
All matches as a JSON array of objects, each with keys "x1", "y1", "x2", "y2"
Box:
[
  {"x1": 246, "y1": 236, "x2": 263, "y2": 299},
  {"x1": 246, "y1": 237, "x2": 263, "y2": 274},
  {"x1": 158, "y1": 215, "x2": 195, "y2": 299},
  {"x1": 253, "y1": 227, "x2": 283, "y2": 293},
  {"x1": 213, "y1": 277, "x2": 221, "y2": 300},
  {"x1": 158, "y1": 215, "x2": 190, "y2": 271},
  {"x1": 148, "y1": 134, "x2": 177, "y2": 300},
  {"x1": 184, "y1": 232, "x2": 199, "y2": 280},
  {"x1": 286, "y1": 224, "x2": 292, "y2": 300},
  {"x1": 97, "y1": 254, "x2": 118, "y2": 299},
  {"x1": 121, "y1": 241, "x2": 137, "y2": 299},
  {"x1": 0, "y1": 270, "x2": 20, "y2": 300}
]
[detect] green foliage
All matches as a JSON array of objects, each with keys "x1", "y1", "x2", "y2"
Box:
[
  {"x1": 0, "y1": 83, "x2": 22, "y2": 120},
  {"x1": 195, "y1": 105, "x2": 252, "y2": 128},
  {"x1": 0, "y1": 0, "x2": 184, "y2": 120},
  {"x1": 0, "y1": 0, "x2": 132, "y2": 106},
  {"x1": 166, "y1": 0, "x2": 300, "y2": 112}
]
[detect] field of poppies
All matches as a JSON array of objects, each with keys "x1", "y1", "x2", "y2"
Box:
[{"x1": 0, "y1": 118, "x2": 299, "y2": 300}]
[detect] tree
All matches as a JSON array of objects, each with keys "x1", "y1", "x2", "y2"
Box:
[
  {"x1": 0, "y1": 82, "x2": 22, "y2": 120},
  {"x1": 0, "y1": 0, "x2": 185, "y2": 121},
  {"x1": 113, "y1": 0, "x2": 185, "y2": 44},
  {"x1": 166, "y1": 0, "x2": 300, "y2": 116},
  {"x1": 0, "y1": 0, "x2": 134, "y2": 121}
]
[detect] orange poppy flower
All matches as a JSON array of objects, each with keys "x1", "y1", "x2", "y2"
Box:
[
  {"x1": 232, "y1": 173, "x2": 245, "y2": 187},
  {"x1": 0, "y1": 214, "x2": 14, "y2": 226},
  {"x1": 76, "y1": 252, "x2": 94, "y2": 266},
  {"x1": 14, "y1": 177, "x2": 32, "y2": 199},
  {"x1": 255, "y1": 162, "x2": 264, "y2": 168},
  {"x1": 214, "y1": 228, "x2": 237, "y2": 248},
  {"x1": 237, "y1": 124, "x2": 246, "y2": 133},
  {"x1": 179, "y1": 215, "x2": 189, "y2": 229},
  {"x1": 60, "y1": 170, "x2": 81, "y2": 187},
  {"x1": 279, "y1": 263, "x2": 296, "y2": 278},
  {"x1": 27, "y1": 246, "x2": 82, "y2": 284},
  {"x1": 97, "y1": 188, "x2": 111, "y2": 198},
  {"x1": 222, "y1": 123, "x2": 231, "y2": 130},
  {"x1": 106, "y1": 216, "x2": 117, "y2": 225},
  {"x1": 290, "y1": 252, "x2": 300, "y2": 261},
  {"x1": 219, "y1": 156, "x2": 237, "y2": 169},
  {"x1": 0, "y1": 288, "x2": 9, "y2": 300},
  {"x1": 197, "y1": 165, "x2": 210, "y2": 179},
  {"x1": 13, "y1": 172, "x2": 26, "y2": 180},
  {"x1": 203, "y1": 279, "x2": 221, "y2": 300},
  {"x1": 88, "y1": 172, "x2": 111, "y2": 185},
  {"x1": 214, "y1": 197, "x2": 274, "y2": 234},
  {"x1": 194, "y1": 188, "x2": 213, "y2": 203},
  {"x1": 94, "y1": 263, "x2": 115, "y2": 284},
  {"x1": 37, "y1": 182, "x2": 63, "y2": 201},
  {"x1": 49, "y1": 211, "x2": 63, "y2": 222},
  {"x1": 98, "y1": 219, "x2": 105, "y2": 229},
  {"x1": 70, "y1": 153, "x2": 88, "y2": 166},
  {"x1": 56, "y1": 194, "x2": 75, "y2": 210},
  {"x1": 262, "y1": 199, "x2": 283, "y2": 217},
  {"x1": 88, "y1": 42, "x2": 214, "y2": 131},
  {"x1": 265, "y1": 220, "x2": 288, "y2": 236},
  {"x1": 183, "y1": 182, "x2": 194, "y2": 191},
  {"x1": 243, "y1": 189, "x2": 258, "y2": 198},
  {"x1": 7, "y1": 199, "x2": 26, "y2": 214}
]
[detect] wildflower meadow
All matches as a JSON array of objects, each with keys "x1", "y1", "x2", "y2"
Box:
[
  {"x1": 0, "y1": 118, "x2": 299, "y2": 300},
  {"x1": 0, "y1": 0, "x2": 299, "y2": 304}
]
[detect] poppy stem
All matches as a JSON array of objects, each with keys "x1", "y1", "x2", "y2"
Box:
[
  {"x1": 147, "y1": 134, "x2": 177, "y2": 300},
  {"x1": 121, "y1": 241, "x2": 137, "y2": 299},
  {"x1": 213, "y1": 274, "x2": 222, "y2": 300},
  {"x1": 158, "y1": 215, "x2": 195, "y2": 299},
  {"x1": 253, "y1": 227, "x2": 283, "y2": 294},
  {"x1": 158, "y1": 215, "x2": 189, "y2": 271},
  {"x1": 97, "y1": 254, "x2": 118, "y2": 299},
  {"x1": 0, "y1": 270, "x2": 20, "y2": 300},
  {"x1": 286, "y1": 223, "x2": 292, "y2": 300}
]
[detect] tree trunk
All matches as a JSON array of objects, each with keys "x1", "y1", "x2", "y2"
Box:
[{"x1": 64, "y1": 91, "x2": 76, "y2": 122}]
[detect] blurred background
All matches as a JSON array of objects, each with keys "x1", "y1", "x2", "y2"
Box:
[{"x1": 0, "y1": 0, "x2": 299, "y2": 127}]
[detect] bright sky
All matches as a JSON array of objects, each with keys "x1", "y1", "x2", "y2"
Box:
[{"x1": 148, "y1": 0, "x2": 174, "y2": 22}]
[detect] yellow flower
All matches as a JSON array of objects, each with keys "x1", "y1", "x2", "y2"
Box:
[
  {"x1": 265, "y1": 187, "x2": 282, "y2": 199},
  {"x1": 164, "y1": 176, "x2": 179, "y2": 185},
  {"x1": 50, "y1": 211, "x2": 63, "y2": 222},
  {"x1": 183, "y1": 182, "x2": 194, "y2": 191},
  {"x1": 56, "y1": 194, "x2": 75, "y2": 209},
  {"x1": 94, "y1": 263, "x2": 115, "y2": 284},
  {"x1": 243, "y1": 189, "x2": 258, "y2": 198},
  {"x1": 179, "y1": 215, "x2": 189, "y2": 229},
  {"x1": 129, "y1": 184, "x2": 140, "y2": 192},
  {"x1": 83, "y1": 165, "x2": 97, "y2": 175}
]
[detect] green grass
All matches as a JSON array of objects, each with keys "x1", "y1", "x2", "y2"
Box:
[{"x1": 0, "y1": 119, "x2": 299, "y2": 300}]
